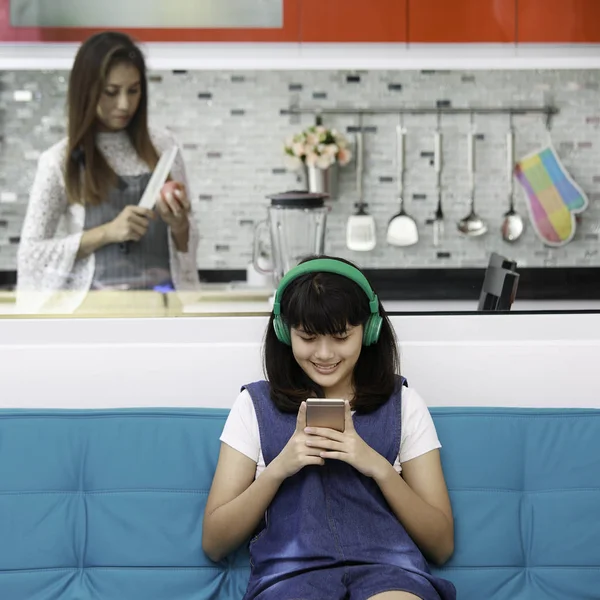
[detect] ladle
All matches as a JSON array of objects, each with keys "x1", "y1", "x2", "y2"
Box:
[
  {"x1": 457, "y1": 130, "x2": 488, "y2": 237},
  {"x1": 501, "y1": 119, "x2": 525, "y2": 243}
]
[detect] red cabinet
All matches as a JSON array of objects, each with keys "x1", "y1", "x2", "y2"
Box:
[
  {"x1": 3, "y1": 0, "x2": 600, "y2": 46},
  {"x1": 300, "y1": 0, "x2": 407, "y2": 42},
  {"x1": 0, "y1": 0, "x2": 301, "y2": 42},
  {"x1": 518, "y1": 0, "x2": 600, "y2": 43},
  {"x1": 408, "y1": 0, "x2": 516, "y2": 43}
]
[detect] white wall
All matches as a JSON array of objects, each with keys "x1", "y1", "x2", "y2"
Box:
[
  {"x1": 0, "y1": 313, "x2": 598, "y2": 409},
  {"x1": 2, "y1": 43, "x2": 600, "y2": 70}
]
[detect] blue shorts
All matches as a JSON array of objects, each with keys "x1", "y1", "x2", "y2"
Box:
[{"x1": 251, "y1": 564, "x2": 442, "y2": 600}]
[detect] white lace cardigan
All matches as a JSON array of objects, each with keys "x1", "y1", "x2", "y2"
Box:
[{"x1": 16, "y1": 128, "x2": 200, "y2": 314}]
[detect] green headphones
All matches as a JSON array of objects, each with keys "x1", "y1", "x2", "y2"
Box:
[{"x1": 272, "y1": 258, "x2": 383, "y2": 346}]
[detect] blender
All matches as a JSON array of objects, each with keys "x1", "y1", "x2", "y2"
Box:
[{"x1": 252, "y1": 191, "x2": 329, "y2": 288}]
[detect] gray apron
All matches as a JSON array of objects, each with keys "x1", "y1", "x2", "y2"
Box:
[{"x1": 84, "y1": 174, "x2": 171, "y2": 290}]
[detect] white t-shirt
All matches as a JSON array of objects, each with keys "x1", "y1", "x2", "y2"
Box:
[{"x1": 220, "y1": 386, "x2": 441, "y2": 478}]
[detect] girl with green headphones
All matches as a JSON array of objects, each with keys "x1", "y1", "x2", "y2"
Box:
[{"x1": 203, "y1": 256, "x2": 456, "y2": 600}]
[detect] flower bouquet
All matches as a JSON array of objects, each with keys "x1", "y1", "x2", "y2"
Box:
[{"x1": 283, "y1": 125, "x2": 352, "y2": 199}]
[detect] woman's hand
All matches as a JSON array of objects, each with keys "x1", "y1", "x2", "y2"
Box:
[
  {"x1": 268, "y1": 402, "x2": 325, "y2": 482},
  {"x1": 304, "y1": 400, "x2": 389, "y2": 480},
  {"x1": 156, "y1": 181, "x2": 190, "y2": 233},
  {"x1": 104, "y1": 205, "x2": 154, "y2": 244}
]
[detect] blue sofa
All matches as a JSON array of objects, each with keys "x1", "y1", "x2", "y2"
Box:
[{"x1": 1, "y1": 407, "x2": 599, "y2": 600}]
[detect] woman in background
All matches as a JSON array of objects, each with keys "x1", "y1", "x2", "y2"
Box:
[{"x1": 17, "y1": 31, "x2": 199, "y2": 313}]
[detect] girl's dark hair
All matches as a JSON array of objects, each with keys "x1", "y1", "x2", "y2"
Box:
[
  {"x1": 65, "y1": 31, "x2": 159, "y2": 206},
  {"x1": 264, "y1": 255, "x2": 400, "y2": 413}
]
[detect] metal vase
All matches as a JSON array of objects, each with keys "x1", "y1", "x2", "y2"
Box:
[{"x1": 305, "y1": 163, "x2": 339, "y2": 200}]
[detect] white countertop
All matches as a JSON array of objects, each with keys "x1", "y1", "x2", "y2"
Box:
[{"x1": 181, "y1": 298, "x2": 600, "y2": 315}]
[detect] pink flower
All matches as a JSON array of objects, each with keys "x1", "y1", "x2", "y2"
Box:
[
  {"x1": 292, "y1": 142, "x2": 305, "y2": 157},
  {"x1": 316, "y1": 154, "x2": 334, "y2": 169},
  {"x1": 306, "y1": 133, "x2": 320, "y2": 147},
  {"x1": 337, "y1": 147, "x2": 352, "y2": 166},
  {"x1": 323, "y1": 144, "x2": 338, "y2": 158},
  {"x1": 283, "y1": 127, "x2": 352, "y2": 169}
]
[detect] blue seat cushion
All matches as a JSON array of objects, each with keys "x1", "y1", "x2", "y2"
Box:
[{"x1": 0, "y1": 407, "x2": 599, "y2": 600}]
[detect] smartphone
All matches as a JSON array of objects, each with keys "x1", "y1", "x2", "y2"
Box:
[{"x1": 305, "y1": 399, "x2": 345, "y2": 432}]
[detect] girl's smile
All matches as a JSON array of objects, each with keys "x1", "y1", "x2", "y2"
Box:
[
  {"x1": 291, "y1": 325, "x2": 363, "y2": 399},
  {"x1": 310, "y1": 361, "x2": 341, "y2": 375}
]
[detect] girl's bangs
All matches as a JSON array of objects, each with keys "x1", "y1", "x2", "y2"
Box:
[{"x1": 284, "y1": 280, "x2": 368, "y2": 336}]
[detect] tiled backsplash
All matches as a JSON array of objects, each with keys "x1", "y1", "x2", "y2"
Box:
[{"x1": 1, "y1": 69, "x2": 600, "y2": 271}]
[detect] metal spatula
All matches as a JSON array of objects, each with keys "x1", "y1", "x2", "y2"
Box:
[
  {"x1": 346, "y1": 130, "x2": 376, "y2": 252},
  {"x1": 387, "y1": 124, "x2": 418, "y2": 247}
]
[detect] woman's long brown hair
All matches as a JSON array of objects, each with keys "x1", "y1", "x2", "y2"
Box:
[{"x1": 65, "y1": 31, "x2": 159, "y2": 205}]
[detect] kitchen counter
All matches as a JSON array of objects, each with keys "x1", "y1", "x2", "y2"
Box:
[
  {"x1": 0, "y1": 290, "x2": 169, "y2": 317},
  {"x1": 1, "y1": 288, "x2": 599, "y2": 317},
  {"x1": 0, "y1": 287, "x2": 274, "y2": 318},
  {"x1": 3, "y1": 266, "x2": 600, "y2": 307}
]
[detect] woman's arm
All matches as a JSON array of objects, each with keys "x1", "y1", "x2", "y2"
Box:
[
  {"x1": 168, "y1": 145, "x2": 197, "y2": 253},
  {"x1": 76, "y1": 225, "x2": 110, "y2": 260},
  {"x1": 17, "y1": 148, "x2": 86, "y2": 293},
  {"x1": 170, "y1": 219, "x2": 190, "y2": 253},
  {"x1": 373, "y1": 450, "x2": 454, "y2": 565},
  {"x1": 202, "y1": 443, "x2": 285, "y2": 562},
  {"x1": 155, "y1": 130, "x2": 200, "y2": 289},
  {"x1": 18, "y1": 145, "x2": 113, "y2": 265},
  {"x1": 76, "y1": 205, "x2": 154, "y2": 260}
]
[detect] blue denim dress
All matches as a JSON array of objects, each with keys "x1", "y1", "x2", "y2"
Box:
[{"x1": 242, "y1": 378, "x2": 456, "y2": 600}]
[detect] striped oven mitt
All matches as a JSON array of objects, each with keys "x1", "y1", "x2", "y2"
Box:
[{"x1": 515, "y1": 146, "x2": 588, "y2": 247}]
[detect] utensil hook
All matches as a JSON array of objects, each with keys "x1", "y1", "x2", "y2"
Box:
[
  {"x1": 468, "y1": 112, "x2": 476, "y2": 212},
  {"x1": 508, "y1": 112, "x2": 515, "y2": 209}
]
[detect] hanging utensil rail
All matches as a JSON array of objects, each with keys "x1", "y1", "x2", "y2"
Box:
[{"x1": 284, "y1": 106, "x2": 558, "y2": 128}]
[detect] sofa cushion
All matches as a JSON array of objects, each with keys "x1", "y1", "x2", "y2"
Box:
[
  {"x1": 0, "y1": 407, "x2": 598, "y2": 600},
  {"x1": 431, "y1": 408, "x2": 600, "y2": 600}
]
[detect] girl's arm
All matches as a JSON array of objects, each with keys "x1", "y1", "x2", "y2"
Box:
[
  {"x1": 373, "y1": 449, "x2": 454, "y2": 565},
  {"x1": 202, "y1": 443, "x2": 285, "y2": 562},
  {"x1": 203, "y1": 402, "x2": 323, "y2": 562},
  {"x1": 306, "y1": 401, "x2": 454, "y2": 565}
]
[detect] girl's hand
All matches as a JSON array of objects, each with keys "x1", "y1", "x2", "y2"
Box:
[
  {"x1": 156, "y1": 181, "x2": 190, "y2": 233},
  {"x1": 304, "y1": 400, "x2": 389, "y2": 480},
  {"x1": 268, "y1": 402, "x2": 325, "y2": 482}
]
